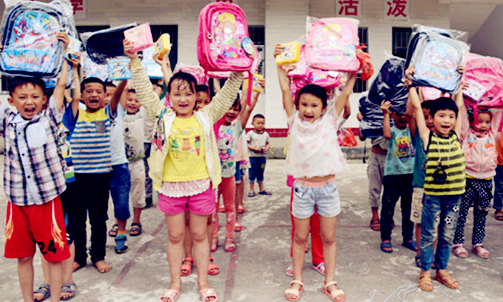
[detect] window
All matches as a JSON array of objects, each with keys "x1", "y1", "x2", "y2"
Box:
[
  {"x1": 392, "y1": 27, "x2": 412, "y2": 59},
  {"x1": 149, "y1": 25, "x2": 178, "y2": 70},
  {"x1": 353, "y1": 27, "x2": 368, "y2": 93},
  {"x1": 248, "y1": 25, "x2": 265, "y2": 75}
]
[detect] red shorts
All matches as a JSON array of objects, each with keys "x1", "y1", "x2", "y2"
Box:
[{"x1": 4, "y1": 197, "x2": 70, "y2": 262}]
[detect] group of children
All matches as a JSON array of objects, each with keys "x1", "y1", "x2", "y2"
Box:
[{"x1": 2, "y1": 29, "x2": 501, "y2": 302}]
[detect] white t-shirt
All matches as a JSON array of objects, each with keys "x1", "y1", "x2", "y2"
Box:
[
  {"x1": 246, "y1": 130, "x2": 270, "y2": 157},
  {"x1": 124, "y1": 110, "x2": 146, "y2": 161}
]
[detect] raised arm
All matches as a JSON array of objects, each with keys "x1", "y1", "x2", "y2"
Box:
[
  {"x1": 335, "y1": 73, "x2": 357, "y2": 117},
  {"x1": 53, "y1": 32, "x2": 70, "y2": 111},
  {"x1": 274, "y1": 44, "x2": 294, "y2": 117},
  {"x1": 381, "y1": 101, "x2": 392, "y2": 139},
  {"x1": 342, "y1": 97, "x2": 351, "y2": 120},
  {"x1": 69, "y1": 52, "x2": 81, "y2": 117},
  {"x1": 153, "y1": 52, "x2": 172, "y2": 88},
  {"x1": 110, "y1": 80, "x2": 127, "y2": 114},
  {"x1": 406, "y1": 66, "x2": 430, "y2": 148},
  {"x1": 453, "y1": 66, "x2": 465, "y2": 137},
  {"x1": 405, "y1": 91, "x2": 417, "y2": 138},
  {"x1": 240, "y1": 77, "x2": 264, "y2": 128}
]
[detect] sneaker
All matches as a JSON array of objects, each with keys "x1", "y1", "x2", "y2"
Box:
[{"x1": 115, "y1": 234, "x2": 128, "y2": 254}]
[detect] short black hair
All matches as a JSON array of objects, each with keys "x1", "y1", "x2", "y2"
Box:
[
  {"x1": 167, "y1": 72, "x2": 197, "y2": 94},
  {"x1": 197, "y1": 84, "x2": 215, "y2": 100},
  {"x1": 8, "y1": 76, "x2": 46, "y2": 96},
  {"x1": 150, "y1": 79, "x2": 162, "y2": 87},
  {"x1": 253, "y1": 114, "x2": 265, "y2": 121},
  {"x1": 128, "y1": 89, "x2": 136, "y2": 93},
  {"x1": 295, "y1": 84, "x2": 328, "y2": 108},
  {"x1": 467, "y1": 107, "x2": 492, "y2": 123},
  {"x1": 230, "y1": 97, "x2": 241, "y2": 112},
  {"x1": 429, "y1": 97, "x2": 458, "y2": 118},
  {"x1": 81, "y1": 77, "x2": 106, "y2": 93},
  {"x1": 105, "y1": 81, "x2": 116, "y2": 88},
  {"x1": 421, "y1": 100, "x2": 432, "y2": 110}
]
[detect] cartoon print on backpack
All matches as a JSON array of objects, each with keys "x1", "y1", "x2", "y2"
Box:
[{"x1": 213, "y1": 12, "x2": 246, "y2": 58}]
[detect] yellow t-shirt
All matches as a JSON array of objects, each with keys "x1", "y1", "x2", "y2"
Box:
[{"x1": 163, "y1": 116, "x2": 209, "y2": 182}]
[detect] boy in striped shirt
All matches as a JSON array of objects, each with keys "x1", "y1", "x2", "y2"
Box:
[
  {"x1": 407, "y1": 66, "x2": 465, "y2": 292},
  {"x1": 67, "y1": 77, "x2": 121, "y2": 273}
]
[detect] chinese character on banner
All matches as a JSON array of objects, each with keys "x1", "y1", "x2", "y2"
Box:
[
  {"x1": 71, "y1": 0, "x2": 86, "y2": 19},
  {"x1": 385, "y1": 0, "x2": 409, "y2": 21},
  {"x1": 336, "y1": 0, "x2": 361, "y2": 18}
]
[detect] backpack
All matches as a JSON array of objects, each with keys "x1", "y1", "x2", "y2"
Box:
[
  {"x1": 367, "y1": 57, "x2": 408, "y2": 113},
  {"x1": 404, "y1": 31, "x2": 466, "y2": 93},
  {"x1": 197, "y1": 2, "x2": 256, "y2": 103},
  {"x1": 108, "y1": 59, "x2": 132, "y2": 81},
  {"x1": 85, "y1": 23, "x2": 136, "y2": 64},
  {"x1": 305, "y1": 18, "x2": 360, "y2": 72},
  {"x1": 356, "y1": 44, "x2": 373, "y2": 81},
  {"x1": 177, "y1": 65, "x2": 208, "y2": 86},
  {"x1": 0, "y1": 1, "x2": 67, "y2": 77}
]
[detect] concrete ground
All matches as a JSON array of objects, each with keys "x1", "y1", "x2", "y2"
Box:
[{"x1": 1, "y1": 158, "x2": 502, "y2": 302}]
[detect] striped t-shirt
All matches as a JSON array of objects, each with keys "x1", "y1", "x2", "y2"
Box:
[
  {"x1": 70, "y1": 105, "x2": 114, "y2": 174},
  {"x1": 424, "y1": 131, "x2": 465, "y2": 196}
]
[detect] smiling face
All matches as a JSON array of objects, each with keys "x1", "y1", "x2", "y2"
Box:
[
  {"x1": 297, "y1": 93, "x2": 325, "y2": 123},
  {"x1": 8, "y1": 83, "x2": 47, "y2": 120},
  {"x1": 433, "y1": 109, "x2": 457, "y2": 137},
  {"x1": 224, "y1": 105, "x2": 240, "y2": 125},
  {"x1": 82, "y1": 82, "x2": 105, "y2": 113},
  {"x1": 392, "y1": 112, "x2": 408, "y2": 130},
  {"x1": 195, "y1": 91, "x2": 210, "y2": 111},
  {"x1": 423, "y1": 108, "x2": 434, "y2": 131},
  {"x1": 169, "y1": 79, "x2": 197, "y2": 119},
  {"x1": 126, "y1": 92, "x2": 141, "y2": 114},
  {"x1": 471, "y1": 112, "x2": 491, "y2": 137}
]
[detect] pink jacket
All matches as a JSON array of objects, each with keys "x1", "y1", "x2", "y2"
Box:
[{"x1": 460, "y1": 106, "x2": 502, "y2": 179}]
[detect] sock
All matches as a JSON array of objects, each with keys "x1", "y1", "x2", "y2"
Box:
[{"x1": 118, "y1": 230, "x2": 126, "y2": 235}]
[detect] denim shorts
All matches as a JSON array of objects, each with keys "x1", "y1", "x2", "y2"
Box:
[{"x1": 292, "y1": 177, "x2": 341, "y2": 219}]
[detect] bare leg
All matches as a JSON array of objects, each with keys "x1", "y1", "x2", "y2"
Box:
[
  {"x1": 182, "y1": 212, "x2": 193, "y2": 275},
  {"x1": 165, "y1": 212, "x2": 186, "y2": 291},
  {"x1": 320, "y1": 215, "x2": 344, "y2": 301},
  {"x1": 235, "y1": 181, "x2": 244, "y2": 209},
  {"x1": 47, "y1": 261, "x2": 63, "y2": 302},
  {"x1": 117, "y1": 219, "x2": 127, "y2": 233},
  {"x1": 19, "y1": 256, "x2": 35, "y2": 302},
  {"x1": 286, "y1": 217, "x2": 310, "y2": 300},
  {"x1": 415, "y1": 224, "x2": 421, "y2": 257},
  {"x1": 258, "y1": 182, "x2": 265, "y2": 193},
  {"x1": 189, "y1": 212, "x2": 211, "y2": 291},
  {"x1": 61, "y1": 243, "x2": 76, "y2": 300},
  {"x1": 371, "y1": 207, "x2": 379, "y2": 222},
  {"x1": 34, "y1": 254, "x2": 49, "y2": 301},
  {"x1": 132, "y1": 207, "x2": 142, "y2": 225},
  {"x1": 249, "y1": 181, "x2": 255, "y2": 194}
]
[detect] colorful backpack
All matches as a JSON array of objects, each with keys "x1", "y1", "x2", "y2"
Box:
[
  {"x1": 305, "y1": 18, "x2": 360, "y2": 72},
  {"x1": 0, "y1": 1, "x2": 67, "y2": 77},
  {"x1": 404, "y1": 31, "x2": 467, "y2": 93},
  {"x1": 177, "y1": 65, "x2": 208, "y2": 86},
  {"x1": 197, "y1": 2, "x2": 256, "y2": 103}
]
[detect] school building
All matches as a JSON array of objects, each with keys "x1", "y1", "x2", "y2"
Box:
[{"x1": 1, "y1": 0, "x2": 502, "y2": 137}]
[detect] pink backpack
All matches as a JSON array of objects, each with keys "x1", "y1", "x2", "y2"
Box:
[
  {"x1": 178, "y1": 66, "x2": 208, "y2": 86},
  {"x1": 305, "y1": 18, "x2": 361, "y2": 72}
]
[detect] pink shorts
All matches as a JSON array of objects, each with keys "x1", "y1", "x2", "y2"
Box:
[{"x1": 157, "y1": 187, "x2": 216, "y2": 216}]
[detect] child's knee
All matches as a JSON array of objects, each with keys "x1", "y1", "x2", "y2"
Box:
[
  {"x1": 320, "y1": 233, "x2": 335, "y2": 246},
  {"x1": 17, "y1": 256, "x2": 34, "y2": 265},
  {"x1": 168, "y1": 231, "x2": 185, "y2": 244}
]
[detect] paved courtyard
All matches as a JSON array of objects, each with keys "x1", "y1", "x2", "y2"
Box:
[{"x1": 1, "y1": 158, "x2": 502, "y2": 302}]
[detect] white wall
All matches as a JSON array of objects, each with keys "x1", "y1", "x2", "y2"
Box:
[{"x1": 469, "y1": 4, "x2": 503, "y2": 57}]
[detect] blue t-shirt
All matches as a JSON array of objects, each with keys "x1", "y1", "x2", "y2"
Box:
[
  {"x1": 110, "y1": 105, "x2": 128, "y2": 165},
  {"x1": 412, "y1": 129, "x2": 427, "y2": 188},
  {"x1": 384, "y1": 126, "x2": 414, "y2": 176}
]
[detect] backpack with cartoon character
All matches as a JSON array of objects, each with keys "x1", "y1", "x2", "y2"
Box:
[{"x1": 305, "y1": 18, "x2": 360, "y2": 72}]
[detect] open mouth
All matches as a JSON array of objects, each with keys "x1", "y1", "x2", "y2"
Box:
[{"x1": 89, "y1": 99, "x2": 100, "y2": 105}]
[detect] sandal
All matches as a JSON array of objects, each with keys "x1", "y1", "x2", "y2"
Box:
[
  {"x1": 258, "y1": 190, "x2": 272, "y2": 195},
  {"x1": 181, "y1": 257, "x2": 194, "y2": 277},
  {"x1": 108, "y1": 224, "x2": 119, "y2": 237},
  {"x1": 218, "y1": 204, "x2": 225, "y2": 213},
  {"x1": 160, "y1": 288, "x2": 181, "y2": 302},
  {"x1": 285, "y1": 280, "x2": 304, "y2": 301},
  {"x1": 34, "y1": 284, "x2": 50, "y2": 302},
  {"x1": 322, "y1": 281, "x2": 346, "y2": 302},
  {"x1": 495, "y1": 209, "x2": 503, "y2": 221},
  {"x1": 312, "y1": 262, "x2": 326, "y2": 275},
  {"x1": 60, "y1": 283, "x2": 76, "y2": 301},
  {"x1": 285, "y1": 264, "x2": 294, "y2": 277},
  {"x1": 472, "y1": 244, "x2": 490, "y2": 259},
  {"x1": 211, "y1": 237, "x2": 218, "y2": 253},
  {"x1": 199, "y1": 288, "x2": 218, "y2": 302},
  {"x1": 224, "y1": 238, "x2": 236, "y2": 253},
  {"x1": 418, "y1": 272, "x2": 434, "y2": 292},
  {"x1": 248, "y1": 191, "x2": 256, "y2": 198},
  {"x1": 208, "y1": 256, "x2": 220, "y2": 275},
  {"x1": 237, "y1": 205, "x2": 245, "y2": 214},
  {"x1": 130, "y1": 223, "x2": 142, "y2": 236},
  {"x1": 401, "y1": 240, "x2": 417, "y2": 252},
  {"x1": 452, "y1": 244, "x2": 468, "y2": 258},
  {"x1": 380, "y1": 241, "x2": 393, "y2": 253},
  {"x1": 234, "y1": 221, "x2": 243, "y2": 232},
  {"x1": 370, "y1": 219, "x2": 380, "y2": 231},
  {"x1": 434, "y1": 271, "x2": 460, "y2": 289}
]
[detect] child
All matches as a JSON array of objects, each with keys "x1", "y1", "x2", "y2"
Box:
[
  {"x1": 70, "y1": 75, "x2": 122, "y2": 273},
  {"x1": 125, "y1": 39, "x2": 243, "y2": 302},
  {"x1": 123, "y1": 88, "x2": 148, "y2": 236},
  {"x1": 407, "y1": 65, "x2": 465, "y2": 292},
  {"x1": 379, "y1": 101, "x2": 415, "y2": 253},
  {"x1": 2, "y1": 34, "x2": 70, "y2": 302},
  {"x1": 275, "y1": 44, "x2": 356, "y2": 302},
  {"x1": 246, "y1": 114, "x2": 271, "y2": 196},
  {"x1": 214, "y1": 78, "x2": 264, "y2": 252},
  {"x1": 452, "y1": 103, "x2": 501, "y2": 259}
]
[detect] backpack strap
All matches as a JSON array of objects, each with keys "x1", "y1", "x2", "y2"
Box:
[{"x1": 246, "y1": 72, "x2": 253, "y2": 106}]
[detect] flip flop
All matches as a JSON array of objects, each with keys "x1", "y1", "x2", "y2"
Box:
[
  {"x1": 108, "y1": 224, "x2": 119, "y2": 237},
  {"x1": 452, "y1": 244, "x2": 468, "y2": 258},
  {"x1": 323, "y1": 281, "x2": 346, "y2": 302},
  {"x1": 418, "y1": 272, "x2": 434, "y2": 292},
  {"x1": 34, "y1": 284, "x2": 50, "y2": 302},
  {"x1": 199, "y1": 288, "x2": 218, "y2": 302},
  {"x1": 234, "y1": 221, "x2": 243, "y2": 232},
  {"x1": 258, "y1": 190, "x2": 272, "y2": 195},
  {"x1": 224, "y1": 238, "x2": 236, "y2": 253},
  {"x1": 208, "y1": 257, "x2": 220, "y2": 275},
  {"x1": 130, "y1": 223, "x2": 142, "y2": 236},
  {"x1": 60, "y1": 283, "x2": 76, "y2": 301},
  {"x1": 248, "y1": 191, "x2": 256, "y2": 198},
  {"x1": 312, "y1": 262, "x2": 326, "y2": 275},
  {"x1": 160, "y1": 288, "x2": 181, "y2": 302},
  {"x1": 495, "y1": 209, "x2": 503, "y2": 221},
  {"x1": 434, "y1": 271, "x2": 460, "y2": 289},
  {"x1": 237, "y1": 205, "x2": 245, "y2": 214},
  {"x1": 472, "y1": 244, "x2": 490, "y2": 259},
  {"x1": 218, "y1": 204, "x2": 225, "y2": 213},
  {"x1": 285, "y1": 264, "x2": 294, "y2": 277},
  {"x1": 380, "y1": 241, "x2": 393, "y2": 253},
  {"x1": 285, "y1": 280, "x2": 303, "y2": 301},
  {"x1": 401, "y1": 240, "x2": 417, "y2": 252},
  {"x1": 181, "y1": 257, "x2": 194, "y2": 277},
  {"x1": 370, "y1": 219, "x2": 380, "y2": 231}
]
